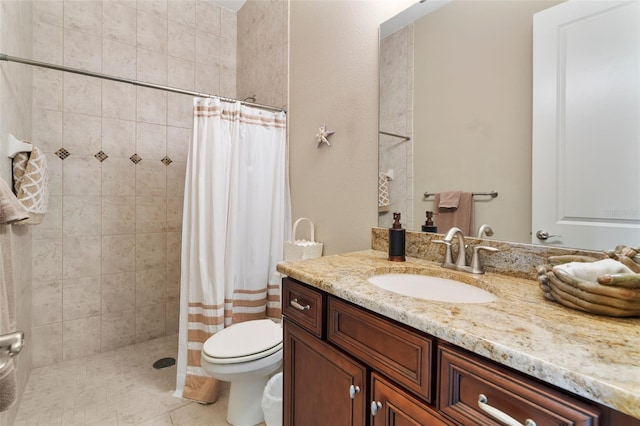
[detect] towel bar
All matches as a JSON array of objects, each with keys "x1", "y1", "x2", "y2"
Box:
[
  {"x1": 423, "y1": 191, "x2": 498, "y2": 199},
  {"x1": 0, "y1": 132, "x2": 32, "y2": 158}
]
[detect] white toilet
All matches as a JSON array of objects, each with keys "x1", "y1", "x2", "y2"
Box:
[{"x1": 201, "y1": 319, "x2": 283, "y2": 426}]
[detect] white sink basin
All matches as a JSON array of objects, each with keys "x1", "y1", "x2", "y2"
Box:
[{"x1": 367, "y1": 273, "x2": 497, "y2": 303}]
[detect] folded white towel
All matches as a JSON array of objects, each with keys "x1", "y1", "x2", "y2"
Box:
[
  {"x1": 12, "y1": 145, "x2": 48, "y2": 225},
  {"x1": 553, "y1": 258, "x2": 633, "y2": 282}
]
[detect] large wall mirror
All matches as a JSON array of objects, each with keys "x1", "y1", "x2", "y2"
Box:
[{"x1": 378, "y1": 0, "x2": 640, "y2": 250}]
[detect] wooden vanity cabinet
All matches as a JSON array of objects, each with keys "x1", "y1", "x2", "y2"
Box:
[
  {"x1": 283, "y1": 277, "x2": 640, "y2": 426},
  {"x1": 438, "y1": 343, "x2": 600, "y2": 426}
]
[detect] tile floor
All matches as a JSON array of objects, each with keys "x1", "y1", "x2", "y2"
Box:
[{"x1": 13, "y1": 335, "x2": 260, "y2": 425}]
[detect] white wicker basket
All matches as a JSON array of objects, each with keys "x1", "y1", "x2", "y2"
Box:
[{"x1": 284, "y1": 218, "x2": 323, "y2": 261}]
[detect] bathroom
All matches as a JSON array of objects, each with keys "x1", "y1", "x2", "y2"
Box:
[{"x1": 1, "y1": 0, "x2": 638, "y2": 424}]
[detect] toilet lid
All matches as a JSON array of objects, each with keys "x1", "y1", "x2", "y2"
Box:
[{"x1": 203, "y1": 319, "x2": 282, "y2": 361}]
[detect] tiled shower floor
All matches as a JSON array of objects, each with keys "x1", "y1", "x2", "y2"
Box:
[{"x1": 13, "y1": 335, "x2": 241, "y2": 425}]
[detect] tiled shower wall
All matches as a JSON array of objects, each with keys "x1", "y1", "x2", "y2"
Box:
[
  {"x1": 0, "y1": 1, "x2": 34, "y2": 423},
  {"x1": 30, "y1": 0, "x2": 238, "y2": 368},
  {"x1": 379, "y1": 25, "x2": 414, "y2": 230},
  {"x1": 237, "y1": 0, "x2": 288, "y2": 109}
]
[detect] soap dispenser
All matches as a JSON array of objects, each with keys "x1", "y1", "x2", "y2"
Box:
[
  {"x1": 421, "y1": 211, "x2": 438, "y2": 233},
  {"x1": 388, "y1": 212, "x2": 406, "y2": 262}
]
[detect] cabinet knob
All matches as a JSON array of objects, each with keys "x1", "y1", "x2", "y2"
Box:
[
  {"x1": 290, "y1": 298, "x2": 310, "y2": 311},
  {"x1": 370, "y1": 401, "x2": 382, "y2": 416},
  {"x1": 478, "y1": 394, "x2": 536, "y2": 426},
  {"x1": 349, "y1": 385, "x2": 360, "y2": 399}
]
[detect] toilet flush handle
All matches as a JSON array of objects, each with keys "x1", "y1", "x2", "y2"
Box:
[{"x1": 290, "y1": 298, "x2": 310, "y2": 311}]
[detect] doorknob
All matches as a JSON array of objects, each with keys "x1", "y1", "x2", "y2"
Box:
[{"x1": 535, "y1": 230, "x2": 561, "y2": 240}]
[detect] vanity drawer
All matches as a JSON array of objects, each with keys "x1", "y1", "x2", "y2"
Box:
[
  {"x1": 282, "y1": 278, "x2": 325, "y2": 338},
  {"x1": 438, "y1": 344, "x2": 600, "y2": 426},
  {"x1": 328, "y1": 296, "x2": 434, "y2": 403}
]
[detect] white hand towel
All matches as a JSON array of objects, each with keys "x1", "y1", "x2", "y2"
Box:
[{"x1": 12, "y1": 145, "x2": 48, "y2": 225}]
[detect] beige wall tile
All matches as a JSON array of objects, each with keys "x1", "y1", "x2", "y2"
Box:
[
  {"x1": 63, "y1": 276, "x2": 101, "y2": 320},
  {"x1": 32, "y1": 108, "x2": 62, "y2": 153},
  {"x1": 195, "y1": 0, "x2": 220, "y2": 34},
  {"x1": 136, "y1": 196, "x2": 167, "y2": 233},
  {"x1": 166, "y1": 231, "x2": 181, "y2": 267},
  {"x1": 102, "y1": 81, "x2": 136, "y2": 120},
  {"x1": 102, "y1": 234, "x2": 136, "y2": 273},
  {"x1": 220, "y1": 7, "x2": 236, "y2": 40},
  {"x1": 135, "y1": 267, "x2": 167, "y2": 307},
  {"x1": 166, "y1": 196, "x2": 183, "y2": 233},
  {"x1": 136, "y1": 232, "x2": 166, "y2": 270},
  {"x1": 168, "y1": 21, "x2": 195, "y2": 61},
  {"x1": 137, "y1": 48, "x2": 168, "y2": 85},
  {"x1": 135, "y1": 304, "x2": 166, "y2": 342},
  {"x1": 63, "y1": 28, "x2": 102, "y2": 72},
  {"x1": 166, "y1": 126, "x2": 190, "y2": 162},
  {"x1": 33, "y1": 69, "x2": 63, "y2": 112},
  {"x1": 45, "y1": 153, "x2": 63, "y2": 196},
  {"x1": 102, "y1": 271, "x2": 136, "y2": 313},
  {"x1": 62, "y1": 155, "x2": 101, "y2": 196},
  {"x1": 166, "y1": 161, "x2": 185, "y2": 197},
  {"x1": 102, "y1": 118, "x2": 136, "y2": 159},
  {"x1": 166, "y1": 266, "x2": 180, "y2": 302},
  {"x1": 168, "y1": 56, "x2": 195, "y2": 91},
  {"x1": 102, "y1": 197, "x2": 136, "y2": 235},
  {"x1": 194, "y1": 61, "x2": 219, "y2": 95},
  {"x1": 32, "y1": 238, "x2": 63, "y2": 282},
  {"x1": 195, "y1": 30, "x2": 220, "y2": 66},
  {"x1": 32, "y1": 194, "x2": 62, "y2": 240},
  {"x1": 63, "y1": 316, "x2": 101, "y2": 360},
  {"x1": 63, "y1": 0, "x2": 102, "y2": 36},
  {"x1": 136, "y1": 87, "x2": 167, "y2": 125},
  {"x1": 62, "y1": 236, "x2": 101, "y2": 279},
  {"x1": 138, "y1": 0, "x2": 168, "y2": 18},
  {"x1": 63, "y1": 112, "x2": 102, "y2": 156},
  {"x1": 168, "y1": 0, "x2": 195, "y2": 27},
  {"x1": 32, "y1": 280, "x2": 62, "y2": 326},
  {"x1": 102, "y1": 158, "x2": 136, "y2": 197},
  {"x1": 135, "y1": 161, "x2": 167, "y2": 196},
  {"x1": 103, "y1": 1, "x2": 137, "y2": 44},
  {"x1": 137, "y1": 10, "x2": 168, "y2": 54},
  {"x1": 32, "y1": 22, "x2": 63, "y2": 65},
  {"x1": 102, "y1": 309, "x2": 136, "y2": 350},
  {"x1": 165, "y1": 301, "x2": 179, "y2": 334},
  {"x1": 103, "y1": 39, "x2": 137, "y2": 79},
  {"x1": 136, "y1": 122, "x2": 167, "y2": 160},
  {"x1": 32, "y1": 323, "x2": 63, "y2": 368},
  {"x1": 33, "y1": 0, "x2": 64, "y2": 27},
  {"x1": 167, "y1": 93, "x2": 192, "y2": 128},
  {"x1": 63, "y1": 74, "x2": 102, "y2": 115},
  {"x1": 63, "y1": 196, "x2": 102, "y2": 237}
]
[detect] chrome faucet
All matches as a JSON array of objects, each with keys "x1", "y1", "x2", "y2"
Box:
[
  {"x1": 444, "y1": 227, "x2": 467, "y2": 268},
  {"x1": 434, "y1": 226, "x2": 498, "y2": 274},
  {"x1": 477, "y1": 224, "x2": 494, "y2": 238}
]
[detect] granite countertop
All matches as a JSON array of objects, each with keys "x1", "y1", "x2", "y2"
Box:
[{"x1": 276, "y1": 249, "x2": 640, "y2": 420}]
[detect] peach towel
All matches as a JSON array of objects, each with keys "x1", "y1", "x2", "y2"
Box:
[
  {"x1": 435, "y1": 191, "x2": 474, "y2": 236},
  {"x1": 438, "y1": 191, "x2": 461, "y2": 208},
  {"x1": 0, "y1": 178, "x2": 28, "y2": 225}
]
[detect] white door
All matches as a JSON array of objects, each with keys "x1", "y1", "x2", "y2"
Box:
[{"x1": 532, "y1": 0, "x2": 640, "y2": 250}]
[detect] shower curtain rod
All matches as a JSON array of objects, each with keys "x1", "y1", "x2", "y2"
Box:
[{"x1": 0, "y1": 53, "x2": 286, "y2": 113}]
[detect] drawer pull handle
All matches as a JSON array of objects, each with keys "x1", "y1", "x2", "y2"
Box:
[
  {"x1": 290, "y1": 298, "x2": 310, "y2": 311},
  {"x1": 371, "y1": 401, "x2": 382, "y2": 416},
  {"x1": 349, "y1": 385, "x2": 360, "y2": 399},
  {"x1": 478, "y1": 394, "x2": 536, "y2": 426}
]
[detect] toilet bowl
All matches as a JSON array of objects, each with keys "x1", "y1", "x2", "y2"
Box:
[{"x1": 201, "y1": 319, "x2": 283, "y2": 426}]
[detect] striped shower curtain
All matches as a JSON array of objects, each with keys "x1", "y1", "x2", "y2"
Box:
[{"x1": 174, "y1": 97, "x2": 290, "y2": 403}]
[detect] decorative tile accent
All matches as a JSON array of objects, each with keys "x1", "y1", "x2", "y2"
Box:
[
  {"x1": 129, "y1": 153, "x2": 142, "y2": 164},
  {"x1": 55, "y1": 147, "x2": 70, "y2": 160},
  {"x1": 161, "y1": 156, "x2": 172, "y2": 166},
  {"x1": 94, "y1": 150, "x2": 108, "y2": 162}
]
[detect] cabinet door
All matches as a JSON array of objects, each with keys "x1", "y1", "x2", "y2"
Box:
[
  {"x1": 371, "y1": 373, "x2": 450, "y2": 426},
  {"x1": 283, "y1": 318, "x2": 367, "y2": 426}
]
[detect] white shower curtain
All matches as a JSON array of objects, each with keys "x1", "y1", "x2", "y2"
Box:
[{"x1": 174, "y1": 97, "x2": 290, "y2": 403}]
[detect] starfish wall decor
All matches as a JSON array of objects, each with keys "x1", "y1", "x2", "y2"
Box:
[{"x1": 316, "y1": 124, "x2": 334, "y2": 148}]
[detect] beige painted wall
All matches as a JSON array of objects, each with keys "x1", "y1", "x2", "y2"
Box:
[
  {"x1": 289, "y1": 0, "x2": 413, "y2": 255},
  {"x1": 412, "y1": 1, "x2": 560, "y2": 242}
]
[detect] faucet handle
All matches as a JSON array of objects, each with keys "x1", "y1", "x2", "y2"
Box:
[
  {"x1": 471, "y1": 246, "x2": 499, "y2": 274},
  {"x1": 432, "y1": 239, "x2": 453, "y2": 264}
]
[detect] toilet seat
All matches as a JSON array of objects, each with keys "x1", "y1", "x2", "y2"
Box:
[{"x1": 202, "y1": 319, "x2": 283, "y2": 364}]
